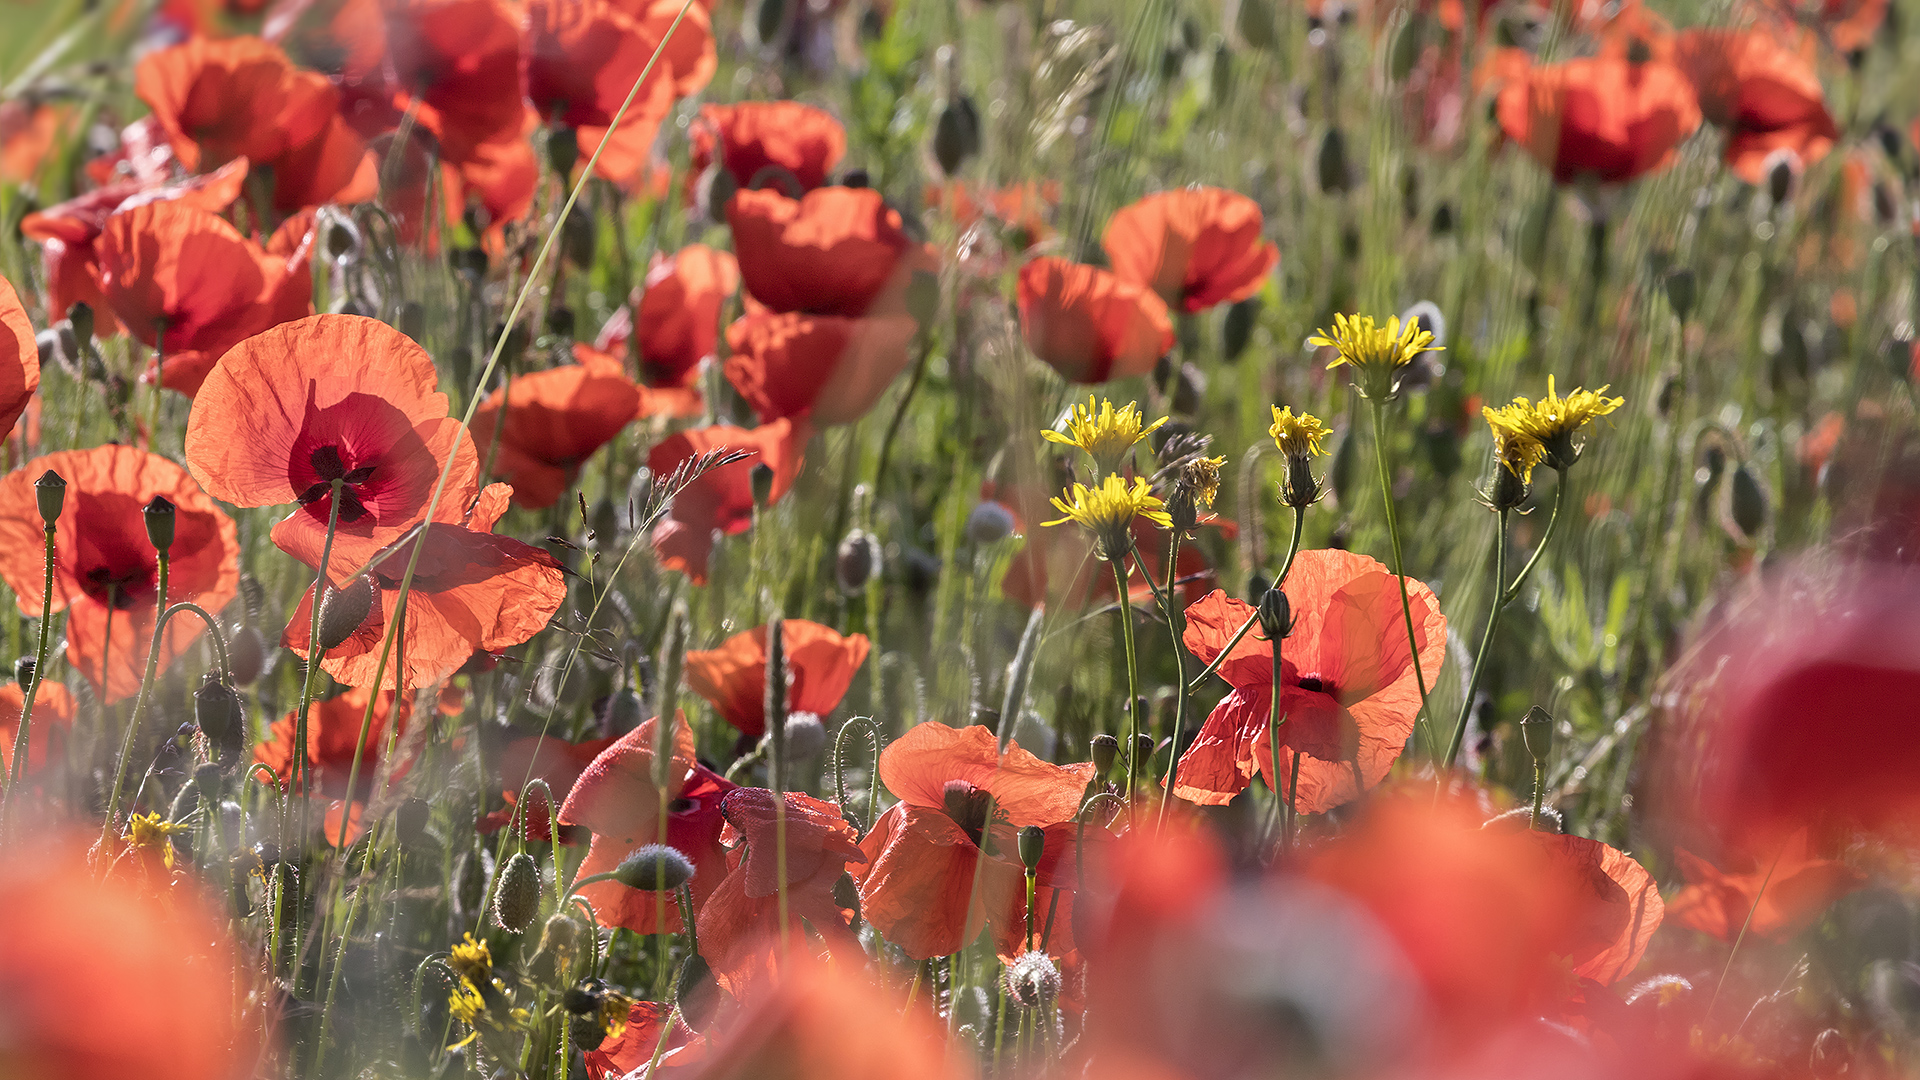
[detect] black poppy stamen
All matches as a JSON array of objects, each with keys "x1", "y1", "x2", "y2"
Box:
[{"x1": 942, "y1": 780, "x2": 994, "y2": 847}]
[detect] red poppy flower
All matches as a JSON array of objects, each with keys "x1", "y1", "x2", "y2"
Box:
[
  {"x1": 595, "y1": 244, "x2": 739, "y2": 387},
  {"x1": 1016, "y1": 256, "x2": 1174, "y2": 384},
  {"x1": 723, "y1": 311, "x2": 918, "y2": 426},
  {"x1": 1675, "y1": 27, "x2": 1838, "y2": 183},
  {"x1": 925, "y1": 179, "x2": 1059, "y2": 251},
  {"x1": 470, "y1": 349, "x2": 642, "y2": 509},
  {"x1": 558, "y1": 713, "x2": 738, "y2": 934},
  {"x1": 0, "y1": 446, "x2": 239, "y2": 704},
  {"x1": 0, "y1": 275, "x2": 41, "y2": 445},
  {"x1": 1495, "y1": 55, "x2": 1702, "y2": 184},
  {"x1": 646, "y1": 419, "x2": 807, "y2": 585},
  {"x1": 690, "y1": 102, "x2": 846, "y2": 192},
  {"x1": 697, "y1": 789, "x2": 868, "y2": 995},
  {"x1": 94, "y1": 201, "x2": 314, "y2": 394},
  {"x1": 0, "y1": 833, "x2": 253, "y2": 1080},
  {"x1": 0, "y1": 681, "x2": 76, "y2": 779},
  {"x1": 253, "y1": 683, "x2": 415, "y2": 844},
  {"x1": 726, "y1": 187, "x2": 938, "y2": 318},
  {"x1": 683, "y1": 619, "x2": 869, "y2": 742},
  {"x1": 0, "y1": 99, "x2": 70, "y2": 186},
  {"x1": 853, "y1": 721, "x2": 1094, "y2": 960},
  {"x1": 477, "y1": 733, "x2": 616, "y2": 841},
  {"x1": 1669, "y1": 830, "x2": 1865, "y2": 943},
  {"x1": 185, "y1": 313, "x2": 481, "y2": 584},
  {"x1": 1519, "y1": 830, "x2": 1665, "y2": 986},
  {"x1": 281, "y1": 483, "x2": 567, "y2": 690},
  {"x1": 151, "y1": 208, "x2": 320, "y2": 396},
  {"x1": 1102, "y1": 187, "x2": 1278, "y2": 313},
  {"x1": 583, "y1": 1000, "x2": 690, "y2": 1080},
  {"x1": 1174, "y1": 550, "x2": 1446, "y2": 814}
]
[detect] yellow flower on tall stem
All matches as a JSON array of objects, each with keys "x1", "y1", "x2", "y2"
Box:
[
  {"x1": 1270, "y1": 405, "x2": 1332, "y2": 509},
  {"x1": 1484, "y1": 376, "x2": 1624, "y2": 471},
  {"x1": 1042, "y1": 396, "x2": 1168, "y2": 476},
  {"x1": 1043, "y1": 474, "x2": 1173, "y2": 559},
  {"x1": 1308, "y1": 314, "x2": 1440, "y2": 401}
]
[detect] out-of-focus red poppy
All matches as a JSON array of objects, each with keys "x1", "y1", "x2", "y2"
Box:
[
  {"x1": 0, "y1": 681, "x2": 76, "y2": 779},
  {"x1": 1519, "y1": 830, "x2": 1665, "y2": 986},
  {"x1": 698, "y1": 789, "x2": 868, "y2": 995},
  {"x1": 1674, "y1": 27, "x2": 1837, "y2": 183},
  {"x1": 19, "y1": 157, "x2": 248, "y2": 339},
  {"x1": 1102, "y1": 187, "x2": 1278, "y2": 313},
  {"x1": 1495, "y1": 55, "x2": 1702, "y2": 184},
  {"x1": 1765, "y1": 0, "x2": 1888, "y2": 51},
  {"x1": 477, "y1": 733, "x2": 616, "y2": 842},
  {"x1": 0, "y1": 833, "x2": 254, "y2": 1080},
  {"x1": 0, "y1": 275, "x2": 41, "y2": 445},
  {"x1": 134, "y1": 35, "x2": 375, "y2": 213},
  {"x1": 281, "y1": 483, "x2": 567, "y2": 690},
  {"x1": 1016, "y1": 257, "x2": 1173, "y2": 384},
  {"x1": 925, "y1": 180, "x2": 1059, "y2": 251},
  {"x1": 470, "y1": 349, "x2": 642, "y2": 508},
  {"x1": 853, "y1": 721, "x2": 1093, "y2": 959},
  {"x1": 646, "y1": 419, "x2": 807, "y2": 584},
  {"x1": 0, "y1": 446, "x2": 239, "y2": 704},
  {"x1": 185, "y1": 313, "x2": 480, "y2": 584},
  {"x1": 690, "y1": 101, "x2": 846, "y2": 192},
  {"x1": 1669, "y1": 829, "x2": 1866, "y2": 942},
  {"x1": 93, "y1": 201, "x2": 315, "y2": 395},
  {"x1": 595, "y1": 244, "x2": 740, "y2": 387},
  {"x1": 558, "y1": 713, "x2": 738, "y2": 934},
  {"x1": 683, "y1": 619, "x2": 869, "y2": 742},
  {"x1": 723, "y1": 311, "x2": 918, "y2": 426},
  {"x1": 253, "y1": 683, "x2": 414, "y2": 844},
  {"x1": 583, "y1": 1000, "x2": 691, "y2": 1080},
  {"x1": 1174, "y1": 550, "x2": 1447, "y2": 814},
  {"x1": 0, "y1": 99, "x2": 71, "y2": 185},
  {"x1": 726, "y1": 187, "x2": 938, "y2": 318}
]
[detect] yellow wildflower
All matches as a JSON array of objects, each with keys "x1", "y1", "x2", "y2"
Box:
[
  {"x1": 1043, "y1": 474, "x2": 1174, "y2": 557},
  {"x1": 1487, "y1": 376, "x2": 1625, "y2": 470},
  {"x1": 124, "y1": 812, "x2": 186, "y2": 870},
  {"x1": 448, "y1": 933, "x2": 494, "y2": 985},
  {"x1": 1269, "y1": 406, "x2": 1332, "y2": 459},
  {"x1": 1308, "y1": 314, "x2": 1440, "y2": 400},
  {"x1": 1042, "y1": 396, "x2": 1168, "y2": 475},
  {"x1": 1482, "y1": 407, "x2": 1548, "y2": 485}
]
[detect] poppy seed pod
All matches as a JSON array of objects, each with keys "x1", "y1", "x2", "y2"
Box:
[
  {"x1": 1091, "y1": 733, "x2": 1119, "y2": 774},
  {"x1": 143, "y1": 495, "x2": 177, "y2": 554},
  {"x1": 226, "y1": 623, "x2": 266, "y2": 686},
  {"x1": 966, "y1": 501, "x2": 1016, "y2": 545},
  {"x1": 194, "y1": 673, "x2": 244, "y2": 764},
  {"x1": 1520, "y1": 705, "x2": 1554, "y2": 764},
  {"x1": 547, "y1": 124, "x2": 579, "y2": 179},
  {"x1": 1133, "y1": 732, "x2": 1155, "y2": 770},
  {"x1": 613, "y1": 843, "x2": 695, "y2": 891},
  {"x1": 1258, "y1": 586, "x2": 1293, "y2": 639},
  {"x1": 1018, "y1": 824, "x2": 1045, "y2": 870},
  {"x1": 317, "y1": 576, "x2": 375, "y2": 651},
  {"x1": 1223, "y1": 296, "x2": 1260, "y2": 362},
  {"x1": 750, "y1": 463, "x2": 776, "y2": 509},
  {"x1": 932, "y1": 95, "x2": 982, "y2": 177},
  {"x1": 1005, "y1": 950, "x2": 1062, "y2": 1009},
  {"x1": 493, "y1": 851, "x2": 542, "y2": 932},
  {"x1": 1664, "y1": 267, "x2": 1696, "y2": 322},
  {"x1": 836, "y1": 529, "x2": 881, "y2": 594},
  {"x1": 34, "y1": 470, "x2": 65, "y2": 526}
]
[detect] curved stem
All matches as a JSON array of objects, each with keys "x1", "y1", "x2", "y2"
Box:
[
  {"x1": 872, "y1": 335, "x2": 932, "y2": 496},
  {"x1": 1156, "y1": 531, "x2": 1188, "y2": 832},
  {"x1": 1443, "y1": 509, "x2": 1510, "y2": 770},
  {"x1": 1110, "y1": 555, "x2": 1142, "y2": 802},
  {"x1": 1502, "y1": 467, "x2": 1570, "y2": 608},
  {"x1": 99, "y1": 596, "x2": 225, "y2": 843},
  {"x1": 1184, "y1": 505, "x2": 1303, "y2": 695},
  {"x1": 1367, "y1": 399, "x2": 1435, "y2": 757},
  {"x1": 7, "y1": 524, "x2": 58, "y2": 794}
]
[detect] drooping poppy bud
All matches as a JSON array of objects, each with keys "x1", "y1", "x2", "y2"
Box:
[
  {"x1": 227, "y1": 624, "x2": 266, "y2": 686},
  {"x1": 931, "y1": 95, "x2": 981, "y2": 177},
  {"x1": 1729, "y1": 463, "x2": 1768, "y2": 540},
  {"x1": 836, "y1": 528, "x2": 881, "y2": 594},
  {"x1": 316, "y1": 575, "x2": 375, "y2": 651},
  {"x1": 1317, "y1": 128, "x2": 1352, "y2": 194},
  {"x1": 677, "y1": 952, "x2": 720, "y2": 1031},
  {"x1": 67, "y1": 301, "x2": 94, "y2": 346},
  {"x1": 34, "y1": 469, "x2": 64, "y2": 526},
  {"x1": 1257, "y1": 586, "x2": 1292, "y2": 639},
  {"x1": 1005, "y1": 949, "x2": 1062, "y2": 1009},
  {"x1": 612, "y1": 844, "x2": 695, "y2": 891},
  {"x1": 143, "y1": 495, "x2": 177, "y2": 555},
  {"x1": 1664, "y1": 267, "x2": 1696, "y2": 323},
  {"x1": 194, "y1": 673, "x2": 243, "y2": 765},
  {"x1": 494, "y1": 851, "x2": 542, "y2": 932},
  {"x1": 547, "y1": 125, "x2": 580, "y2": 180},
  {"x1": 1091, "y1": 733, "x2": 1119, "y2": 774},
  {"x1": 1222, "y1": 296, "x2": 1259, "y2": 362},
  {"x1": 750, "y1": 463, "x2": 776, "y2": 509}
]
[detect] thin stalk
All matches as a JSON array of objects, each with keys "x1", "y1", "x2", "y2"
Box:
[
  {"x1": 7, "y1": 523, "x2": 57, "y2": 793},
  {"x1": 294, "y1": 478, "x2": 346, "y2": 831},
  {"x1": 872, "y1": 335, "x2": 932, "y2": 494},
  {"x1": 1704, "y1": 846, "x2": 1785, "y2": 1028},
  {"x1": 1501, "y1": 467, "x2": 1570, "y2": 607},
  {"x1": 1367, "y1": 399, "x2": 1434, "y2": 756},
  {"x1": 1267, "y1": 624, "x2": 1288, "y2": 851},
  {"x1": 1442, "y1": 508, "x2": 1510, "y2": 770},
  {"x1": 1110, "y1": 556, "x2": 1142, "y2": 800},
  {"x1": 1185, "y1": 505, "x2": 1304, "y2": 694},
  {"x1": 1157, "y1": 530, "x2": 1189, "y2": 830},
  {"x1": 1284, "y1": 751, "x2": 1301, "y2": 852}
]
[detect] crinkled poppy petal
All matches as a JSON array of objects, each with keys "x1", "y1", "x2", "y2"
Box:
[
  {"x1": 1101, "y1": 187, "x2": 1278, "y2": 312},
  {"x1": 1180, "y1": 589, "x2": 1274, "y2": 692},
  {"x1": 1016, "y1": 256, "x2": 1173, "y2": 383},
  {"x1": 853, "y1": 803, "x2": 1023, "y2": 961},
  {"x1": 94, "y1": 202, "x2": 274, "y2": 356},
  {"x1": 877, "y1": 721, "x2": 1093, "y2": 826},
  {"x1": 1522, "y1": 832, "x2": 1664, "y2": 985}
]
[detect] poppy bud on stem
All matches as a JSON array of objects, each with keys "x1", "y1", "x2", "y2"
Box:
[
  {"x1": 4, "y1": 473, "x2": 64, "y2": 800},
  {"x1": 1521, "y1": 706, "x2": 1554, "y2": 831},
  {"x1": 763, "y1": 613, "x2": 793, "y2": 954}
]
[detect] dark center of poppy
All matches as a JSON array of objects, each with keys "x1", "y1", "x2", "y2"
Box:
[
  {"x1": 1296, "y1": 674, "x2": 1330, "y2": 694},
  {"x1": 297, "y1": 445, "x2": 378, "y2": 524},
  {"x1": 942, "y1": 780, "x2": 994, "y2": 847},
  {"x1": 84, "y1": 565, "x2": 152, "y2": 608},
  {"x1": 667, "y1": 796, "x2": 696, "y2": 814}
]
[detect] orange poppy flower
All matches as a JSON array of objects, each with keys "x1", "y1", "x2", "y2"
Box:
[
  {"x1": 925, "y1": 180, "x2": 1059, "y2": 251},
  {"x1": 690, "y1": 101, "x2": 846, "y2": 192},
  {"x1": 1674, "y1": 27, "x2": 1837, "y2": 183},
  {"x1": 596, "y1": 244, "x2": 740, "y2": 388},
  {"x1": 253, "y1": 682, "x2": 414, "y2": 844},
  {"x1": 1519, "y1": 830, "x2": 1665, "y2": 986},
  {"x1": 477, "y1": 733, "x2": 617, "y2": 842},
  {"x1": 557, "y1": 713, "x2": 739, "y2": 934},
  {"x1": 0, "y1": 833, "x2": 254, "y2": 1080},
  {"x1": 697, "y1": 789, "x2": 868, "y2": 995},
  {"x1": 723, "y1": 311, "x2": 918, "y2": 426},
  {"x1": 1495, "y1": 55, "x2": 1702, "y2": 184},
  {"x1": 470, "y1": 350, "x2": 642, "y2": 509},
  {"x1": 1016, "y1": 257, "x2": 1173, "y2": 384},
  {"x1": 1102, "y1": 187, "x2": 1278, "y2": 313},
  {"x1": 0, "y1": 99, "x2": 71, "y2": 186},
  {"x1": 1174, "y1": 550, "x2": 1447, "y2": 813},
  {"x1": 0, "y1": 681, "x2": 76, "y2": 779},
  {"x1": 646, "y1": 419, "x2": 807, "y2": 584},
  {"x1": 583, "y1": 1000, "x2": 690, "y2": 1080},
  {"x1": 726, "y1": 186, "x2": 938, "y2": 318},
  {"x1": 0, "y1": 275, "x2": 41, "y2": 445},
  {"x1": 94, "y1": 201, "x2": 314, "y2": 394},
  {"x1": 853, "y1": 721, "x2": 1094, "y2": 960},
  {"x1": 0, "y1": 446, "x2": 239, "y2": 704},
  {"x1": 683, "y1": 619, "x2": 870, "y2": 742},
  {"x1": 281, "y1": 483, "x2": 567, "y2": 690},
  {"x1": 185, "y1": 313, "x2": 480, "y2": 585},
  {"x1": 1671, "y1": 839, "x2": 1865, "y2": 945}
]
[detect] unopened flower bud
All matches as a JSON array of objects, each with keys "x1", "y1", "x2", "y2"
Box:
[
  {"x1": 547, "y1": 124, "x2": 579, "y2": 178},
  {"x1": 750, "y1": 463, "x2": 775, "y2": 508},
  {"x1": 14, "y1": 656, "x2": 34, "y2": 689},
  {"x1": 697, "y1": 163, "x2": 738, "y2": 223},
  {"x1": 227, "y1": 624, "x2": 266, "y2": 686},
  {"x1": 966, "y1": 501, "x2": 1016, "y2": 545},
  {"x1": 1223, "y1": 296, "x2": 1260, "y2": 362},
  {"x1": 1257, "y1": 587, "x2": 1292, "y2": 639},
  {"x1": 143, "y1": 495, "x2": 176, "y2": 555},
  {"x1": 1663, "y1": 268, "x2": 1695, "y2": 323},
  {"x1": 750, "y1": 0, "x2": 787, "y2": 48},
  {"x1": 1729, "y1": 464, "x2": 1768, "y2": 540},
  {"x1": 66, "y1": 302, "x2": 94, "y2": 345},
  {"x1": 493, "y1": 851, "x2": 542, "y2": 932},
  {"x1": 1283, "y1": 452, "x2": 1322, "y2": 509},
  {"x1": 602, "y1": 688, "x2": 644, "y2": 738},
  {"x1": 1317, "y1": 128, "x2": 1351, "y2": 194},
  {"x1": 34, "y1": 470, "x2": 64, "y2": 526},
  {"x1": 836, "y1": 529, "x2": 881, "y2": 594},
  {"x1": 1005, "y1": 950, "x2": 1062, "y2": 1009},
  {"x1": 1766, "y1": 155, "x2": 1796, "y2": 206},
  {"x1": 1018, "y1": 825, "x2": 1045, "y2": 870},
  {"x1": 932, "y1": 96, "x2": 982, "y2": 177},
  {"x1": 194, "y1": 673, "x2": 244, "y2": 765},
  {"x1": 1090, "y1": 734, "x2": 1119, "y2": 775},
  {"x1": 1487, "y1": 459, "x2": 1529, "y2": 512},
  {"x1": 782, "y1": 712, "x2": 827, "y2": 761},
  {"x1": 317, "y1": 575, "x2": 375, "y2": 650},
  {"x1": 613, "y1": 844, "x2": 694, "y2": 891},
  {"x1": 1519, "y1": 705, "x2": 1554, "y2": 764}
]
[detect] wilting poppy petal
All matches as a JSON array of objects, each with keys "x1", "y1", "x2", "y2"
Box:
[
  {"x1": 0, "y1": 275, "x2": 42, "y2": 444},
  {"x1": 1102, "y1": 187, "x2": 1278, "y2": 313},
  {"x1": 1496, "y1": 55, "x2": 1702, "y2": 184},
  {"x1": 683, "y1": 619, "x2": 870, "y2": 740},
  {"x1": 691, "y1": 101, "x2": 846, "y2": 191},
  {"x1": 471, "y1": 354, "x2": 643, "y2": 508},
  {"x1": 1017, "y1": 256, "x2": 1173, "y2": 383},
  {"x1": 723, "y1": 311, "x2": 918, "y2": 425},
  {"x1": 726, "y1": 186, "x2": 937, "y2": 318}
]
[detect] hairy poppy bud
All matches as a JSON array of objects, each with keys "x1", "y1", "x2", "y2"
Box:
[
  {"x1": 14, "y1": 656, "x2": 34, "y2": 689},
  {"x1": 143, "y1": 495, "x2": 176, "y2": 554},
  {"x1": 1005, "y1": 950, "x2": 1062, "y2": 1009},
  {"x1": 396, "y1": 797, "x2": 433, "y2": 850},
  {"x1": 1257, "y1": 587, "x2": 1292, "y2": 639},
  {"x1": 34, "y1": 470, "x2": 64, "y2": 526},
  {"x1": 1223, "y1": 296, "x2": 1260, "y2": 362},
  {"x1": 194, "y1": 674, "x2": 244, "y2": 765},
  {"x1": 227, "y1": 624, "x2": 266, "y2": 686},
  {"x1": 453, "y1": 850, "x2": 489, "y2": 921},
  {"x1": 1729, "y1": 464, "x2": 1768, "y2": 540},
  {"x1": 193, "y1": 760, "x2": 225, "y2": 803},
  {"x1": 1519, "y1": 705, "x2": 1554, "y2": 764},
  {"x1": 966, "y1": 501, "x2": 1016, "y2": 545},
  {"x1": 547, "y1": 124, "x2": 579, "y2": 179},
  {"x1": 316, "y1": 576, "x2": 374, "y2": 651},
  {"x1": 65, "y1": 301, "x2": 94, "y2": 346},
  {"x1": 750, "y1": 463, "x2": 775, "y2": 508},
  {"x1": 613, "y1": 844, "x2": 694, "y2": 891},
  {"x1": 750, "y1": 0, "x2": 786, "y2": 49},
  {"x1": 1018, "y1": 825, "x2": 1045, "y2": 870},
  {"x1": 493, "y1": 851, "x2": 542, "y2": 932},
  {"x1": 836, "y1": 529, "x2": 881, "y2": 594},
  {"x1": 697, "y1": 163, "x2": 738, "y2": 224},
  {"x1": 1091, "y1": 733, "x2": 1119, "y2": 774},
  {"x1": 783, "y1": 712, "x2": 827, "y2": 761},
  {"x1": 602, "y1": 688, "x2": 644, "y2": 738},
  {"x1": 1664, "y1": 267, "x2": 1696, "y2": 323},
  {"x1": 1210, "y1": 39, "x2": 1234, "y2": 105},
  {"x1": 1766, "y1": 155, "x2": 1796, "y2": 206},
  {"x1": 932, "y1": 95, "x2": 981, "y2": 177},
  {"x1": 677, "y1": 952, "x2": 720, "y2": 1031},
  {"x1": 1234, "y1": 0, "x2": 1277, "y2": 47}
]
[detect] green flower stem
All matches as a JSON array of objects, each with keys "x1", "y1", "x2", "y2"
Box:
[
  {"x1": 1367, "y1": 399, "x2": 1435, "y2": 757},
  {"x1": 294, "y1": 478, "x2": 347, "y2": 834},
  {"x1": 1501, "y1": 466, "x2": 1570, "y2": 608},
  {"x1": 100, "y1": 597, "x2": 230, "y2": 848},
  {"x1": 1528, "y1": 756, "x2": 1547, "y2": 830},
  {"x1": 1443, "y1": 508, "x2": 1510, "y2": 770},
  {"x1": 1110, "y1": 556, "x2": 1142, "y2": 800},
  {"x1": 1267, "y1": 623, "x2": 1288, "y2": 851},
  {"x1": 6, "y1": 523, "x2": 58, "y2": 796},
  {"x1": 1185, "y1": 505, "x2": 1304, "y2": 695},
  {"x1": 1155, "y1": 530, "x2": 1188, "y2": 831}
]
